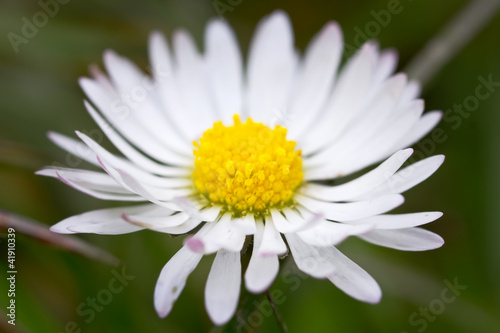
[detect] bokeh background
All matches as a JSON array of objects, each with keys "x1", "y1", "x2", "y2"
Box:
[{"x1": 1, "y1": 0, "x2": 500, "y2": 332}]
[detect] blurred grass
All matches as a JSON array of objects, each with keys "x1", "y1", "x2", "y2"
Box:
[{"x1": 1, "y1": 0, "x2": 500, "y2": 332}]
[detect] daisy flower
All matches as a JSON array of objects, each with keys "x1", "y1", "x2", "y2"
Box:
[{"x1": 40, "y1": 10, "x2": 445, "y2": 325}]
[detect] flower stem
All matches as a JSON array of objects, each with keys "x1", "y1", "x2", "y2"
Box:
[
  {"x1": 405, "y1": 0, "x2": 500, "y2": 86},
  {"x1": 266, "y1": 290, "x2": 288, "y2": 332}
]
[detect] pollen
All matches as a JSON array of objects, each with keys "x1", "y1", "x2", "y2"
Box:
[{"x1": 192, "y1": 115, "x2": 303, "y2": 214}]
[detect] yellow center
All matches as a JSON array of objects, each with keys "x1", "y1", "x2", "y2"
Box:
[{"x1": 192, "y1": 115, "x2": 303, "y2": 214}]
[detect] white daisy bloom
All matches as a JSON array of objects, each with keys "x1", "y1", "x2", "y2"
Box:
[{"x1": 40, "y1": 11, "x2": 445, "y2": 325}]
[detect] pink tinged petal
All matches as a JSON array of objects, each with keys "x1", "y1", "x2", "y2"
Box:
[
  {"x1": 94, "y1": 157, "x2": 190, "y2": 207},
  {"x1": 285, "y1": 233, "x2": 336, "y2": 279},
  {"x1": 304, "y1": 149, "x2": 413, "y2": 199},
  {"x1": 89, "y1": 63, "x2": 115, "y2": 94},
  {"x1": 36, "y1": 167, "x2": 129, "y2": 194},
  {"x1": 246, "y1": 10, "x2": 297, "y2": 122},
  {"x1": 188, "y1": 214, "x2": 245, "y2": 254},
  {"x1": 259, "y1": 217, "x2": 288, "y2": 256},
  {"x1": 244, "y1": 223, "x2": 280, "y2": 294},
  {"x1": 205, "y1": 19, "x2": 243, "y2": 124},
  {"x1": 183, "y1": 222, "x2": 216, "y2": 252},
  {"x1": 295, "y1": 194, "x2": 405, "y2": 222},
  {"x1": 84, "y1": 101, "x2": 191, "y2": 176},
  {"x1": 154, "y1": 246, "x2": 203, "y2": 318},
  {"x1": 287, "y1": 21, "x2": 343, "y2": 138},
  {"x1": 344, "y1": 212, "x2": 443, "y2": 229},
  {"x1": 50, "y1": 204, "x2": 157, "y2": 234},
  {"x1": 54, "y1": 170, "x2": 145, "y2": 202},
  {"x1": 205, "y1": 250, "x2": 242, "y2": 325},
  {"x1": 397, "y1": 80, "x2": 421, "y2": 108},
  {"x1": 359, "y1": 227, "x2": 444, "y2": 251},
  {"x1": 47, "y1": 132, "x2": 99, "y2": 166},
  {"x1": 75, "y1": 131, "x2": 191, "y2": 189},
  {"x1": 356, "y1": 155, "x2": 445, "y2": 200},
  {"x1": 327, "y1": 247, "x2": 382, "y2": 304}
]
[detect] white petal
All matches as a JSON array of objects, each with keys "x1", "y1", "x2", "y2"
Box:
[
  {"x1": 246, "y1": 10, "x2": 297, "y2": 122},
  {"x1": 154, "y1": 246, "x2": 203, "y2": 318},
  {"x1": 89, "y1": 64, "x2": 114, "y2": 94},
  {"x1": 304, "y1": 149, "x2": 413, "y2": 198},
  {"x1": 50, "y1": 204, "x2": 158, "y2": 234},
  {"x1": 152, "y1": 217, "x2": 205, "y2": 235},
  {"x1": 371, "y1": 49, "x2": 398, "y2": 86},
  {"x1": 245, "y1": 223, "x2": 279, "y2": 294},
  {"x1": 296, "y1": 194, "x2": 405, "y2": 222},
  {"x1": 359, "y1": 227, "x2": 444, "y2": 251},
  {"x1": 84, "y1": 100, "x2": 191, "y2": 176},
  {"x1": 285, "y1": 233, "x2": 336, "y2": 279},
  {"x1": 47, "y1": 132, "x2": 99, "y2": 166},
  {"x1": 75, "y1": 131, "x2": 191, "y2": 189},
  {"x1": 287, "y1": 22, "x2": 343, "y2": 137},
  {"x1": 205, "y1": 20, "x2": 243, "y2": 124},
  {"x1": 101, "y1": 50, "x2": 190, "y2": 156},
  {"x1": 205, "y1": 250, "x2": 241, "y2": 325},
  {"x1": 231, "y1": 214, "x2": 257, "y2": 235},
  {"x1": 297, "y1": 219, "x2": 373, "y2": 247},
  {"x1": 79, "y1": 77, "x2": 187, "y2": 165},
  {"x1": 36, "y1": 167, "x2": 129, "y2": 194},
  {"x1": 173, "y1": 30, "x2": 217, "y2": 138},
  {"x1": 259, "y1": 217, "x2": 288, "y2": 256},
  {"x1": 357, "y1": 155, "x2": 445, "y2": 199},
  {"x1": 394, "y1": 111, "x2": 443, "y2": 150},
  {"x1": 315, "y1": 101, "x2": 423, "y2": 177},
  {"x1": 94, "y1": 156, "x2": 192, "y2": 204},
  {"x1": 327, "y1": 246, "x2": 382, "y2": 303},
  {"x1": 345, "y1": 212, "x2": 443, "y2": 229},
  {"x1": 301, "y1": 42, "x2": 376, "y2": 154},
  {"x1": 53, "y1": 170, "x2": 145, "y2": 202},
  {"x1": 148, "y1": 31, "x2": 198, "y2": 142},
  {"x1": 187, "y1": 213, "x2": 245, "y2": 254},
  {"x1": 397, "y1": 80, "x2": 421, "y2": 108},
  {"x1": 122, "y1": 211, "x2": 190, "y2": 228},
  {"x1": 304, "y1": 75, "x2": 408, "y2": 171}
]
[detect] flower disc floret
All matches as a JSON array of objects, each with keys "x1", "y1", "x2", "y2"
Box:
[{"x1": 193, "y1": 115, "x2": 303, "y2": 214}]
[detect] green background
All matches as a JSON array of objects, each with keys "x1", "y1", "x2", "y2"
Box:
[{"x1": 1, "y1": 0, "x2": 500, "y2": 332}]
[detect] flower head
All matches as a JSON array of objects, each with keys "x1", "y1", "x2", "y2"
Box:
[{"x1": 40, "y1": 10, "x2": 444, "y2": 325}]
